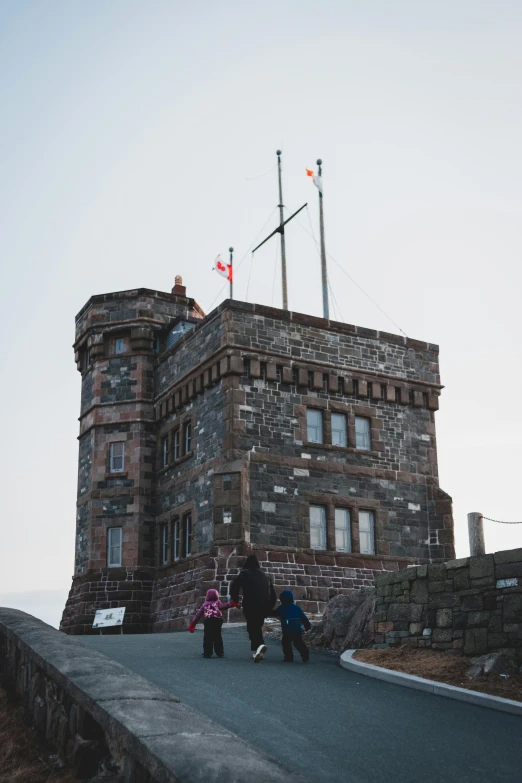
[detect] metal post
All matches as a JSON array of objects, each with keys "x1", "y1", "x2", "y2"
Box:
[
  {"x1": 276, "y1": 150, "x2": 288, "y2": 310},
  {"x1": 317, "y1": 158, "x2": 329, "y2": 320},
  {"x1": 468, "y1": 512, "x2": 486, "y2": 556},
  {"x1": 229, "y1": 247, "x2": 234, "y2": 300}
]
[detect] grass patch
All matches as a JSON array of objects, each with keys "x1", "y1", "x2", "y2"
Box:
[{"x1": 354, "y1": 647, "x2": 522, "y2": 702}]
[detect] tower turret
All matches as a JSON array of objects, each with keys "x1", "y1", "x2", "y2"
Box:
[{"x1": 61, "y1": 286, "x2": 204, "y2": 634}]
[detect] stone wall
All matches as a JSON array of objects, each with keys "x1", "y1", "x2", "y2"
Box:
[
  {"x1": 222, "y1": 301, "x2": 441, "y2": 384},
  {"x1": 374, "y1": 548, "x2": 522, "y2": 658},
  {"x1": 60, "y1": 567, "x2": 155, "y2": 636},
  {"x1": 0, "y1": 609, "x2": 298, "y2": 782},
  {"x1": 222, "y1": 300, "x2": 453, "y2": 563},
  {"x1": 156, "y1": 383, "x2": 228, "y2": 555},
  {"x1": 149, "y1": 543, "x2": 411, "y2": 632}
]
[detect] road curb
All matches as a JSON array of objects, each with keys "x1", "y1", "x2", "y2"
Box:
[{"x1": 340, "y1": 650, "x2": 522, "y2": 717}]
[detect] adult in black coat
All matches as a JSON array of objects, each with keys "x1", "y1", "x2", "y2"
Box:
[{"x1": 230, "y1": 554, "x2": 277, "y2": 662}]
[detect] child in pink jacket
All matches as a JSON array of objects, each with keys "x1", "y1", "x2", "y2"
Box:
[{"x1": 188, "y1": 589, "x2": 239, "y2": 658}]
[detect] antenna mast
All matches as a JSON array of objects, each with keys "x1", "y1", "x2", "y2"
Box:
[
  {"x1": 276, "y1": 151, "x2": 288, "y2": 310},
  {"x1": 229, "y1": 247, "x2": 234, "y2": 300},
  {"x1": 252, "y1": 150, "x2": 307, "y2": 311},
  {"x1": 317, "y1": 158, "x2": 329, "y2": 320}
]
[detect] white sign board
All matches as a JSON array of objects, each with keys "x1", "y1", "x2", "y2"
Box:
[
  {"x1": 92, "y1": 607, "x2": 126, "y2": 629},
  {"x1": 496, "y1": 578, "x2": 518, "y2": 589}
]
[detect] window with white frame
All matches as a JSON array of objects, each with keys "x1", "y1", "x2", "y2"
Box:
[
  {"x1": 184, "y1": 421, "x2": 192, "y2": 454},
  {"x1": 331, "y1": 413, "x2": 347, "y2": 447},
  {"x1": 109, "y1": 442, "x2": 125, "y2": 473},
  {"x1": 173, "y1": 429, "x2": 180, "y2": 460},
  {"x1": 184, "y1": 513, "x2": 192, "y2": 557},
  {"x1": 161, "y1": 525, "x2": 169, "y2": 564},
  {"x1": 223, "y1": 507, "x2": 232, "y2": 524},
  {"x1": 359, "y1": 510, "x2": 375, "y2": 554},
  {"x1": 355, "y1": 417, "x2": 371, "y2": 450},
  {"x1": 115, "y1": 338, "x2": 125, "y2": 354},
  {"x1": 162, "y1": 435, "x2": 169, "y2": 467},
  {"x1": 307, "y1": 409, "x2": 323, "y2": 444},
  {"x1": 310, "y1": 505, "x2": 327, "y2": 550},
  {"x1": 172, "y1": 520, "x2": 180, "y2": 561},
  {"x1": 107, "y1": 527, "x2": 122, "y2": 567},
  {"x1": 335, "y1": 508, "x2": 351, "y2": 552}
]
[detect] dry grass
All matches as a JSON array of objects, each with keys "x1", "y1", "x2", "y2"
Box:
[
  {"x1": 354, "y1": 647, "x2": 522, "y2": 702},
  {"x1": 0, "y1": 686, "x2": 77, "y2": 783}
]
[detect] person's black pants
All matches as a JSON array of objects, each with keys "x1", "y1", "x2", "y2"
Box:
[
  {"x1": 282, "y1": 631, "x2": 309, "y2": 662},
  {"x1": 244, "y1": 611, "x2": 266, "y2": 651},
  {"x1": 203, "y1": 618, "x2": 224, "y2": 657}
]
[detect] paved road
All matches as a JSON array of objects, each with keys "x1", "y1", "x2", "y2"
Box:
[{"x1": 80, "y1": 628, "x2": 522, "y2": 783}]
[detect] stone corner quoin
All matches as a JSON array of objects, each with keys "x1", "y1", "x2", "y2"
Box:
[{"x1": 60, "y1": 279, "x2": 455, "y2": 635}]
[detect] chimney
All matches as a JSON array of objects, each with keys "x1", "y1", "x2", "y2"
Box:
[{"x1": 172, "y1": 275, "x2": 186, "y2": 296}]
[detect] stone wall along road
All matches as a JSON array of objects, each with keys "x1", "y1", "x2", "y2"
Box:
[
  {"x1": 0, "y1": 608, "x2": 306, "y2": 783},
  {"x1": 374, "y1": 547, "x2": 522, "y2": 657}
]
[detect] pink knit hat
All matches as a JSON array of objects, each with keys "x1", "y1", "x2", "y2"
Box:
[{"x1": 206, "y1": 588, "x2": 220, "y2": 601}]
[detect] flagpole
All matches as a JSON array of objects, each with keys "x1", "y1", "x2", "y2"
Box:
[
  {"x1": 317, "y1": 158, "x2": 329, "y2": 320},
  {"x1": 276, "y1": 150, "x2": 289, "y2": 310},
  {"x1": 229, "y1": 247, "x2": 233, "y2": 300}
]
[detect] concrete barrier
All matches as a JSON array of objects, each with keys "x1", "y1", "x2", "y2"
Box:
[{"x1": 0, "y1": 608, "x2": 307, "y2": 783}]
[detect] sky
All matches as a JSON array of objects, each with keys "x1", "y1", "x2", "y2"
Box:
[{"x1": 1, "y1": 0, "x2": 521, "y2": 628}]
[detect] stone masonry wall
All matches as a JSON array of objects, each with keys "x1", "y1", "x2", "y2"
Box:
[
  {"x1": 149, "y1": 543, "x2": 412, "y2": 632},
  {"x1": 60, "y1": 567, "x2": 155, "y2": 635},
  {"x1": 248, "y1": 458, "x2": 451, "y2": 561},
  {"x1": 156, "y1": 384, "x2": 228, "y2": 555},
  {"x1": 221, "y1": 303, "x2": 440, "y2": 383},
  {"x1": 236, "y1": 367, "x2": 452, "y2": 562},
  {"x1": 217, "y1": 301, "x2": 453, "y2": 563},
  {"x1": 374, "y1": 548, "x2": 522, "y2": 659}
]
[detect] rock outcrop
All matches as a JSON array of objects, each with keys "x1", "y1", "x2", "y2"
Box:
[
  {"x1": 466, "y1": 651, "x2": 520, "y2": 680},
  {"x1": 306, "y1": 588, "x2": 376, "y2": 653}
]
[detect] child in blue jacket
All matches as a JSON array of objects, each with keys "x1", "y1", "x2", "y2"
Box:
[{"x1": 273, "y1": 590, "x2": 311, "y2": 663}]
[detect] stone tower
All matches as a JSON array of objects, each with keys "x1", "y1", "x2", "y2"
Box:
[
  {"x1": 61, "y1": 281, "x2": 204, "y2": 633},
  {"x1": 61, "y1": 283, "x2": 455, "y2": 634}
]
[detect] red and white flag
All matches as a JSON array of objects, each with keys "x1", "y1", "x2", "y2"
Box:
[
  {"x1": 213, "y1": 254, "x2": 233, "y2": 283},
  {"x1": 306, "y1": 168, "x2": 323, "y2": 193}
]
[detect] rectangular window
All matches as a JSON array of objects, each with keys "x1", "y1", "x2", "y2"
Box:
[
  {"x1": 172, "y1": 520, "x2": 180, "y2": 561},
  {"x1": 109, "y1": 442, "x2": 125, "y2": 473},
  {"x1": 310, "y1": 505, "x2": 327, "y2": 550},
  {"x1": 162, "y1": 435, "x2": 169, "y2": 467},
  {"x1": 184, "y1": 421, "x2": 192, "y2": 454},
  {"x1": 335, "y1": 508, "x2": 351, "y2": 552},
  {"x1": 307, "y1": 409, "x2": 323, "y2": 444},
  {"x1": 184, "y1": 513, "x2": 192, "y2": 557},
  {"x1": 173, "y1": 429, "x2": 180, "y2": 460},
  {"x1": 115, "y1": 338, "x2": 125, "y2": 354},
  {"x1": 223, "y1": 507, "x2": 232, "y2": 524},
  {"x1": 331, "y1": 413, "x2": 347, "y2": 447},
  {"x1": 153, "y1": 336, "x2": 161, "y2": 353},
  {"x1": 355, "y1": 417, "x2": 371, "y2": 450},
  {"x1": 222, "y1": 474, "x2": 232, "y2": 491},
  {"x1": 107, "y1": 527, "x2": 122, "y2": 567},
  {"x1": 359, "y1": 510, "x2": 375, "y2": 554},
  {"x1": 161, "y1": 525, "x2": 168, "y2": 564}
]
